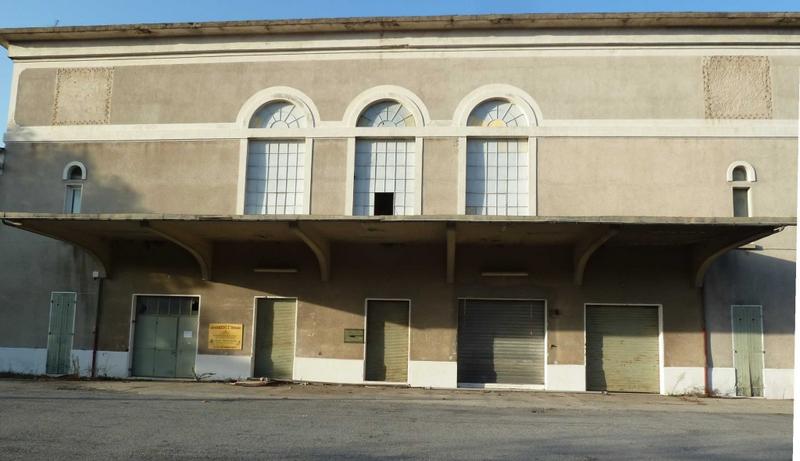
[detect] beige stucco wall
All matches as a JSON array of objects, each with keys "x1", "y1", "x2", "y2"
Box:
[
  {"x1": 309, "y1": 139, "x2": 347, "y2": 215},
  {"x1": 14, "y1": 55, "x2": 799, "y2": 126},
  {"x1": 0, "y1": 141, "x2": 239, "y2": 214},
  {"x1": 422, "y1": 138, "x2": 458, "y2": 215},
  {"x1": 2, "y1": 136, "x2": 794, "y2": 219},
  {"x1": 0, "y1": 225, "x2": 98, "y2": 350},
  {"x1": 537, "y1": 137, "x2": 798, "y2": 217},
  {"x1": 705, "y1": 227, "x2": 796, "y2": 370},
  {"x1": 90, "y1": 238, "x2": 706, "y2": 367}
]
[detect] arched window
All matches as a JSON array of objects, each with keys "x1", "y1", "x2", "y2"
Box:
[
  {"x1": 249, "y1": 101, "x2": 308, "y2": 129},
  {"x1": 62, "y1": 161, "x2": 86, "y2": 213},
  {"x1": 67, "y1": 166, "x2": 83, "y2": 180},
  {"x1": 731, "y1": 166, "x2": 747, "y2": 182},
  {"x1": 353, "y1": 100, "x2": 417, "y2": 216},
  {"x1": 465, "y1": 99, "x2": 529, "y2": 216},
  {"x1": 726, "y1": 161, "x2": 756, "y2": 217},
  {"x1": 244, "y1": 101, "x2": 308, "y2": 215},
  {"x1": 357, "y1": 100, "x2": 416, "y2": 128},
  {"x1": 467, "y1": 99, "x2": 529, "y2": 128}
]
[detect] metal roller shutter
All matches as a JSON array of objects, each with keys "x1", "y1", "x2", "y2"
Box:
[
  {"x1": 254, "y1": 299, "x2": 296, "y2": 380},
  {"x1": 365, "y1": 301, "x2": 409, "y2": 382},
  {"x1": 586, "y1": 305, "x2": 660, "y2": 393},
  {"x1": 458, "y1": 300, "x2": 545, "y2": 385}
]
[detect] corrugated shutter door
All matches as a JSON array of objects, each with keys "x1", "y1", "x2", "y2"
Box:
[
  {"x1": 365, "y1": 301, "x2": 409, "y2": 382},
  {"x1": 458, "y1": 300, "x2": 545, "y2": 385},
  {"x1": 254, "y1": 299, "x2": 296, "y2": 380},
  {"x1": 586, "y1": 306, "x2": 660, "y2": 393}
]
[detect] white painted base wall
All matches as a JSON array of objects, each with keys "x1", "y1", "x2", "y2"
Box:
[
  {"x1": 546, "y1": 364, "x2": 585, "y2": 392},
  {"x1": 0, "y1": 347, "x2": 47, "y2": 375},
  {"x1": 709, "y1": 367, "x2": 794, "y2": 399},
  {"x1": 409, "y1": 360, "x2": 457, "y2": 388},
  {"x1": 294, "y1": 357, "x2": 364, "y2": 384},
  {"x1": 71, "y1": 350, "x2": 94, "y2": 376},
  {"x1": 764, "y1": 368, "x2": 794, "y2": 399},
  {"x1": 194, "y1": 354, "x2": 251, "y2": 381},
  {"x1": 0, "y1": 347, "x2": 131, "y2": 378},
  {"x1": 3, "y1": 345, "x2": 793, "y2": 399},
  {"x1": 93, "y1": 351, "x2": 130, "y2": 378},
  {"x1": 709, "y1": 367, "x2": 737, "y2": 396},
  {"x1": 663, "y1": 367, "x2": 706, "y2": 395}
]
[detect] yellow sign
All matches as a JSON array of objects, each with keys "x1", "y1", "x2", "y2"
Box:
[{"x1": 208, "y1": 323, "x2": 243, "y2": 350}]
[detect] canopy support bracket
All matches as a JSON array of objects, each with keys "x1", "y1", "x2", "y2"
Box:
[
  {"x1": 141, "y1": 220, "x2": 213, "y2": 281},
  {"x1": 574, "y1": 225, "x2": 618, "y2": 286},
  {"x1": 290, "y1": 222, "x2": 330, "y2": 282}
]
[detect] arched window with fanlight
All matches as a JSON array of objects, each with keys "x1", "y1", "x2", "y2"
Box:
[
  {"x1": 353, "y1": 100, "x2": 417, "y2": 216},
  {"x1": 726, "y1": 161, "x2": 756, "y2": 217},
  {"x1": 465, "y1": 98, "x2": 530, "y2": 216},
  {"x1": 62, "y1": 161, "x2": 86, "y2": 213},
  {"x1": 244, "y1": 101, "x2": 308, "y2": 215}
]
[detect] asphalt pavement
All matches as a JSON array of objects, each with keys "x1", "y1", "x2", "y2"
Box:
[{"x1": 0, "y1": 379, "x2": 792, "y2": 460}]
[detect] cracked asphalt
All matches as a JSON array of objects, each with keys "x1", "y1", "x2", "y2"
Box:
[{"x1": 0, "y1": 379, "x2": 792, "y2": 460}]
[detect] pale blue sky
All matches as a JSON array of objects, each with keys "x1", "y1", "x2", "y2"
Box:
[{"x1": 1, "y1": 0, "x2": 798, "y2": 146}]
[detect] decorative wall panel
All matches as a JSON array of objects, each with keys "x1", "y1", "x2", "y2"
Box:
[
  {"x1": 52, "y1": 68, "x2": 114, "y2": 125},
  {"x1": 703, "y1": 56, "x2": 771, "y2": 119}
]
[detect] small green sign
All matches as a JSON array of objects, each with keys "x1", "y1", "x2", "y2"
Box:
[{"x1": 344, "y1": 328, "x2": 364, "y2": 343}]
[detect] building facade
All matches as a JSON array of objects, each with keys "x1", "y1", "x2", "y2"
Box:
[{"x1": 0, "y1": 13, "x2": 796, "y2": 398}]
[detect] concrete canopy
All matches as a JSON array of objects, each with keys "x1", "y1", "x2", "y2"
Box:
[{"x1": 1, "y1": 213, "x2": 792, "y2": 287}]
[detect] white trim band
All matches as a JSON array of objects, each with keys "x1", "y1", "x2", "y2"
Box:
[{"x1": 6, "y1": 119, "x2": 796, "y2": 143}]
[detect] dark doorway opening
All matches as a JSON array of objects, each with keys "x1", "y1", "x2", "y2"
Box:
[{"x1": 374, "y1": 192, "x2": 394, "y2": 216}]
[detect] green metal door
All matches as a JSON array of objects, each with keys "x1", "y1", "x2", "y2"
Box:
[
  {"x1": 253, "y1": 299, "x2": 296, "y2": 380},
  {"x1": 132, "y1": 296, "x2": 199, "y2": 378},
  {"x1": 458, "y1": 300, "x2": 546, "y2": 385},
  {"x1": 732, "y1": 306, "x2": 764, "y2": 397},
  {"x1": 586, "y1": 305, "x2": 660, "y2": 393},
  {"x1": 365, "y1": 300, "x2": 409, "y2": 382},
  {"x1": 46, "y1": 292, "x2": 77, "y2": 375}
]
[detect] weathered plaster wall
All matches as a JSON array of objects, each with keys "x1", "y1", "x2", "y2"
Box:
[
  {"x1": 92, "y1": 239, "x2": 704, "y2": 368},
  {"x1": 537, "y1": 137, "x2": 797, "y2": 218},
  {"x1": 309, "y1": 139, "x2": 347, "y2": 215},
  {"x1": 422, "y1": 138, "x2": 458, "y2": 215},
  {"x1": 0, "y1": 141, "x2": 239, "y2": 214},
  {"x1": 705, "y1": 227, "x2": 796, "y2": 370}
]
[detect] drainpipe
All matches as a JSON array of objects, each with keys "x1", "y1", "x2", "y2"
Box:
[
  {"x1": 699, "y1": 286, "x2": 710, "y2": 397},
  {"x1": 90, "y1": 274, "x2": 104, "y2": 378}
]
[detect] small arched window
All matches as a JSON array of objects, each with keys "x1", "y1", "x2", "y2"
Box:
[
  {"x1": 67, "y1": 165, "x2": 83, "y2": 180},
  {"x1": 726, "y1": 161, "x2": 756, "y2": 183},
  {"x1": 62, "y1": 161, "x2": 86, "y2": 214},
  {"x1": 62, "y1": 161, "x2": 87, "y2": 181},
  {"x1": 726, "y1": 162, "x2": 756, "y2": 218}
]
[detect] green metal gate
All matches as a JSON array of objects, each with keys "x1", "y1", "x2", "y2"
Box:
[
  {"x1": 586, "y1": 305, "x2": 660, "y2": 393},
  {"x1": 365, "y1": 300, "x2": 409, "y2": 383},
  {"x1": 46, "y1": 292, "x2": 77, "y2": 375},
  {"x1": 732, "y1": 305, "x2": 764, "y2": 397},
  {"x1": 132, "y1": 296, "x2": 199, "y2": 378},
  {"x1": 253, "y1": 298, "x2": 296, "y2": 380},
  {"x1": 457, "y1": 299, "x2": 546, "y2": 385}
]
